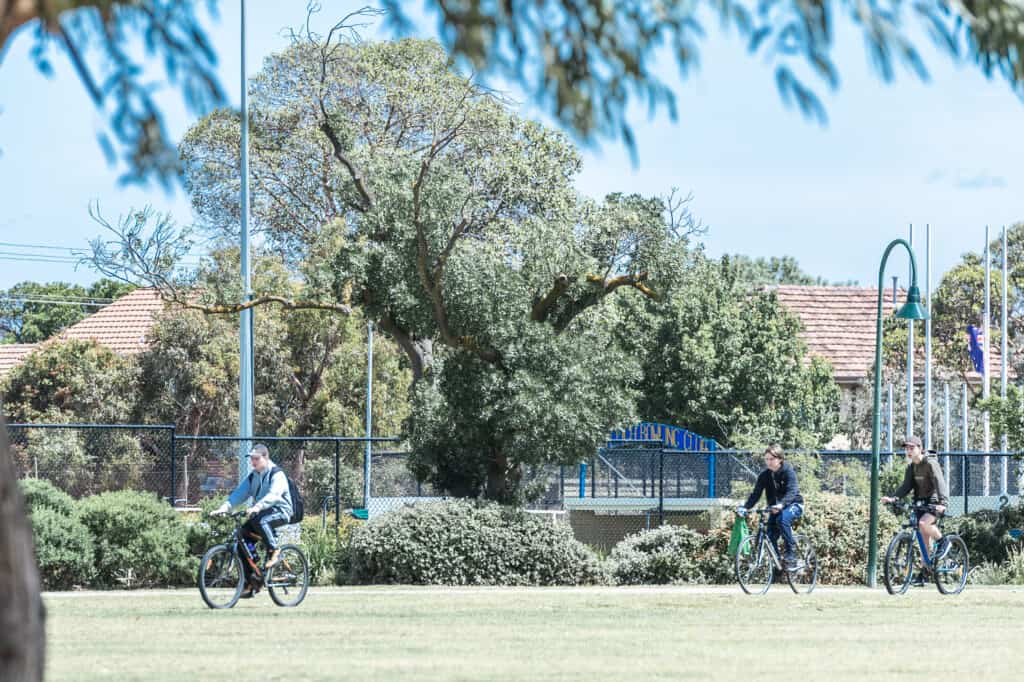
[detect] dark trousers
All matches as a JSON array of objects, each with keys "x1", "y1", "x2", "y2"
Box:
[
  {"x1": 767, "y1": 503, "x2": 803, "y2": 561},
  {"x1": 239, "y1": 508, "x2": 288, "y2": 585}
]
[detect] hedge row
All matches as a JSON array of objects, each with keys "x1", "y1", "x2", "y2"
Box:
[{"x1": 20, "y1": 478, "x2": 1024, "y2": 589}]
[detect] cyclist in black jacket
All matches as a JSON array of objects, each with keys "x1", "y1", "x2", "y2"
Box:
[{"x1": 737, "y1": 444, "x2": 805, "y2": 570}]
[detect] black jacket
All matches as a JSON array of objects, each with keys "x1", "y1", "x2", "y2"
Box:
[{"x1": 745, "y1": 462, "x2": 803, "y2": 510}]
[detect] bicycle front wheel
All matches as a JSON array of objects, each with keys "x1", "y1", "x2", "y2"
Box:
[
  {"x1": 786, "y1": 533, "x2": 818, "y2": 594},
  {"x1": 933, "y1": 535, "x2": 969, "y2": 595},
  {"x1": 267, "y1": 544, "x2": 310, "y2": 607},
  {"x1": 735, "y1": 535, "x2": 774, "y2": 594},
  {"x1": 198, "y1": 544, "x2": 244, "y2": 609},
  {"x1": 883, "y1": 532, "x2": 915, "y2": 595}
]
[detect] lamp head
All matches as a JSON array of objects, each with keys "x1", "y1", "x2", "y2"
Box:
[{"x1": 896, "y1": 285, "x2": 929, "y2": 321}]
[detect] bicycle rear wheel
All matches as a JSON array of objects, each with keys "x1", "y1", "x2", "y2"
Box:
[
  {"x1": 735, "y1": 535, "x2": 774, "y2": 594},
  {"x1": 883, "y1": 532, "x2": 915, "y2": 595},
  {"x1": 267, "y1": 544, "x2": 310, "y2": 607},
  {"x1": 933, "y1": 535, "x2": 969, "y2": 595},
  {"x1": 198, "y1": 544, "x2": 244, "y2": 609},
  {"x1": 786, "y1": 534, "x2": 818, "y2": 594}
]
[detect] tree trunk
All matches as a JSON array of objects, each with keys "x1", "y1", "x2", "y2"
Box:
[
  {"x1": 0, "y1": 413, "x2": 46, "y2": 681},
  {"x1": 485, "y1": 450, "x2": 521, "y2": 504}
]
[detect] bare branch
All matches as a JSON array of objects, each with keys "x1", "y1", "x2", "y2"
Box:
[
  {"x1": 664, "y1": 187, "x2": 706, "y2": 240},
  {"x1": 169, "y1": 294, "x2": 352, "y2": 316}
]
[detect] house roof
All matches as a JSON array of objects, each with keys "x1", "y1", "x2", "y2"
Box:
[
  {"x1": 0, "y1": 344, "x2": 38, "y2": 377},
  {"x1": 53, "y1": 288, "x2": 167, "y2": 353},
  {"x1": 772, "y1": 285, "x2": 1009, "y2": 385}
]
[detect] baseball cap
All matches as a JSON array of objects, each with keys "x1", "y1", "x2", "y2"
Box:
[{"x1": 902, "y1": 435, "x2": 923, "y2": 448}]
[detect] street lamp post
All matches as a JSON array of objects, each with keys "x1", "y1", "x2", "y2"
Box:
[{"x1": 867, "y1": 238, "x2": 929, "y2": 587}]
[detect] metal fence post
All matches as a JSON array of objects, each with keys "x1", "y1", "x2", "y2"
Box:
[
  {"x1": 334, "y1": 439, "x2": 341, "y2": 530},
  {"x1": 591, "y1": 457, "x2": 596, "y2": 498},
  {"x1": 708, "y1": 441, "x2": 717, "y2": 498},
  {"x1": 658, "y1": 449, "x2": 665, "y2": 525},
  {"x1": 578, "y1": 462, "x2": 586, "y2": 499},
  {"x1": 169, "y1": 428, "x2": 177, "y2": 507},
  {"x1": 963, "y1": 455, "x2": 969, "y2": 516}
]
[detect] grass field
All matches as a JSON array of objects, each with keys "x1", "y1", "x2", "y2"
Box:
[{"x1": 44, "y1": 585, "x2": 1023, "y2": 681}]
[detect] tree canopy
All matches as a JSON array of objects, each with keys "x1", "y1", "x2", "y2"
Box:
[
  {"x1": 387, "y1": 0, "x2": 1024, "y2": 154},
  {"x1": 91, "y1": 35, "x2": 841, "y2": 500}
]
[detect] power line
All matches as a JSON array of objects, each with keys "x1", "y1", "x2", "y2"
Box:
[
  {"x1": 0, "y1": 297, "x2": 110, "y2": 308},
  {"x1": 0, "y1": 241, "x2": 83, "y2": 252}
]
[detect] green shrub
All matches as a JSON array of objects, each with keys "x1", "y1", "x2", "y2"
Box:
[
  {"x1": 28, "y1": 507, "x2": 95, "y2": 589},
  {"x1": 969, "y1": 543, "x2": 1024, "y2": 586},
  {"x1": 947, "y1": 502, "x2": 1024, "y2": 566},
  {"x1": 77, "y1": 490, "x2": 192, "y2": 587},
  {"x1": 347, "y1": 500, "x2": 606, "y2": 586},
  {"x1": 610, "y1": 494, "x2": 903, "y2": 585},
  {"x1": 609, "y1": 525, "x2": 709, "y2": 584},
  {"x1": 19, "y1": 478, "x2": 75, "y2": 517},
  {"x1": 300, "y1": 513, "x2": 363, "y2": 586},
  {"x1": 783, "y1": 492, "x2": 902, "y2": 584}
]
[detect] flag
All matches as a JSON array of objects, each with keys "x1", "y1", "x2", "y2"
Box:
[{"x1": 967, "y1": 325, "x2": 985, "y2": 375}]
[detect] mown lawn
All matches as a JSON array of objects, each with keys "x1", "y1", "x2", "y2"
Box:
[{"x1": 44, "y1": 585, "x2": 1023, "y2": 681}]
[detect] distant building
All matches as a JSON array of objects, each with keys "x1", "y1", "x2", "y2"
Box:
[
  {"x1": 772, "y1": 285, "x2": 1005, "y2": 386},
  {"x1": 0, "y1": 289, "x2": 167, "y2": 379}
]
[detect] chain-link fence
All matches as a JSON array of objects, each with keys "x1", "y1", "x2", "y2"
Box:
[
  {"x1": 7, "y1": 423, "x2": 175, "y2": 501},
  {"x1": 563, "y1": 442, "x2": 1023, "y2": 549},
  {"x1": 8, "y1": 423, "x2": 1022, "y2": 549},
  {"x1": 7, "y1": 423, "x2": 401, "y2": 520}
]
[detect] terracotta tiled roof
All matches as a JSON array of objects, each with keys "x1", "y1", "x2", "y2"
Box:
[
  {"x1": 0, "y1": 344, "x2": 37, "y2": 377},
  {"x1": 772, "y1": 285, "x2": 1009, "y2": 385},
  {"x1": 53, "y1": 288, "x2": 168, "y2": 354}
]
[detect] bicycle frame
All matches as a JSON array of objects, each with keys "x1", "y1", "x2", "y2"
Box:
[
  {"x1": 900, "y1": 503, "x2": 942, "y2": 570},
  {"x1": 220, "y1": 512, "x2": 265, "y2": 583},
  {"x1": 748, "y1": 510, "x2": 787, "y2": 571}
]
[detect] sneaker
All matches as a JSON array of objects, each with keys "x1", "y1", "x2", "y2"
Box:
[
  {"x1": 910, "y1": 571, "x2": 926, "y2": 587},
  {"x1": 239, "y1": 587, "x2": 255, "y2": 599},
  {"x1": 934, "y1": 538, "x2": 952, "y2": 562},
  {"x1": 784, "y1": 555, "x2": 800, "y2": 571}
]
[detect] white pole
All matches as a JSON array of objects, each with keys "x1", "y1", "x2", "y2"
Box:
[
  {"x1": 983, "y1": 226, "x2": 991, "y2": 496},
  {"x1": 1001, "y1": 225, "x2": 1008, "y2": 493},
  {"x1": 943, "y1": 382, "x2": 950, "y2": 480},
  {"x1": 924, "y1": 224, "x2": 932, "y2": 450},
  {"x1": 962, "y1": 382, "x2": 969, "y2": 510},
  {"x1": 907, "y1": 224, "x2": 915, "y2": 440},
  {"x1": 238, "y1": 0, "x2": 254, "y2": 480}
]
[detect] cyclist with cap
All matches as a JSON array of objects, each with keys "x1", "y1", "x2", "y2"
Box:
[{"x1": 882, "y1": 434, "x2": 950, "y2": 562}]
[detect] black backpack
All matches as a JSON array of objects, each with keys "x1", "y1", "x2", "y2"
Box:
[{"x1": 268, "y1": 466, "x2": 305, "y2": 524}]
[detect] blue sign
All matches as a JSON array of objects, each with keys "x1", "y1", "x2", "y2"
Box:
[{"x1": 609, "y1": 422, "x2": 717, "y2": 452}]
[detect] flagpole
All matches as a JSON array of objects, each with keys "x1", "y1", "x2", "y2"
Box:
[
  {"x1": 924, "y1": 224, "x2": 932, "y2": 450},
  {"x1": 983, "y1": 226, "x2": 991, "y2": 496},
  {"x1": 907, "y1": 224, "x2": 914, "y2": 440},
  {"x1": 1001, "y1": 225, "x2": 1008, "y2": 492}
]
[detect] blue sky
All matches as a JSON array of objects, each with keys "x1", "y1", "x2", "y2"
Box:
[{"x1": 1, "y1": 1, "x2": 1021, "y2": 293}]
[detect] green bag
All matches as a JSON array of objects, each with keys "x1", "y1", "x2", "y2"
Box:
[{"x1": 728, "y1": 516, "x2": 750, "y2": 557}]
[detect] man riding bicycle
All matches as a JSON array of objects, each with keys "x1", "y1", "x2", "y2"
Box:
[
  {"x1": 882, "y1": 435, "x2": 950, "y2": 563},
  {"x1": 736, "y1": 444, "x2": 804, "y2": 571},
  {"x1": 212, "y1": 444, "x2": 293, "y2": 598}
]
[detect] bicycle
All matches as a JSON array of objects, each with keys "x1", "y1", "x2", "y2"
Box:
[
  {"x1": 882, "y1": 500, "x2": 969, "y2": 596},
  {"x1": 734, "y1": 508, "x2": 818, "y2": 595},
  {"x1": 197, "y1": 511, "x2": 310, "y2": 609}
]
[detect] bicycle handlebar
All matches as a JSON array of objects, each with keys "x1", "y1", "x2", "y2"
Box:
[{"x1": 885, "y1": 500, "x2": 940, "y2": 515}]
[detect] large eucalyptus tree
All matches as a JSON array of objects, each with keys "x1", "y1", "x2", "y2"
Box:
[{"x1": 91, "y1": 34, "x2": 693, "y2": 501}]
